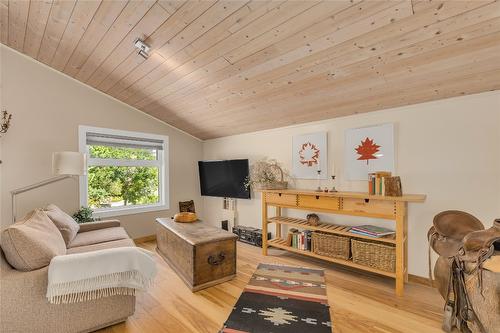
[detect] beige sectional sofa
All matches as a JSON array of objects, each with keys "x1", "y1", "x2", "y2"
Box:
[{"x1": 0, "y1": 210, "x2": 136, "y2": 333}]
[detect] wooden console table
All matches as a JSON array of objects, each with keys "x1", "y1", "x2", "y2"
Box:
[{"x1": 260, "y1": 189, "x2": 426, "y2": 296}]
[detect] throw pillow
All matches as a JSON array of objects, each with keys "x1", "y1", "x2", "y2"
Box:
[
  {"x1": 1, "y1": 209, "x2": 67, "y2": 271},
  {"x1": 44, "y1": 204, "x2": 80, "y2": 246}
]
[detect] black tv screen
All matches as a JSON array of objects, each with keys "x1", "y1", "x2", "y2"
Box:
[{"x1": 198, "y1": 159, "x2": 250, "y2": 199}]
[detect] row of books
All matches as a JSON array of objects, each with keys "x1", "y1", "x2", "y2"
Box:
[
  {"x1": 368, "y1": 171, "x2": 391, "y2": 195},
  {"x1": 349, "y1": 225, "x2": 395, "y2": 238},
  {"x1": 287, "y1": 229, "x2": 312, "y2": 251}
]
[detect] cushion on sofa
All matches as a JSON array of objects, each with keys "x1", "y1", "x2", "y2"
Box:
[
  {"x1": 67, "y1": 238, "x2": 136, "y2": 254},
  {"x1": 44, "y1": 204, "x2": 80, "y2": 246},
  {"x1": 1, "y1": 209, "x2": 66, "y2": 271},
  {"x1": 68, "y1": 227, "x2": 129, "y2": 248}
]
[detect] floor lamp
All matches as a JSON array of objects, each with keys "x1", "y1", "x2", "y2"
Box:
[{"x1": 11, "y1": 152, "x2": 86, "y2": 223}]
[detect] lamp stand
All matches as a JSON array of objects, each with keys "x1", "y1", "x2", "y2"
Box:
[{"x1": 11, "y1": 175, "x2": 74, "y2": 223}]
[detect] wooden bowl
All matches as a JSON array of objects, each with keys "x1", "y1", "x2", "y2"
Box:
[{"x1": 174, "y1": 212, "x2": 198, "y2": 223}]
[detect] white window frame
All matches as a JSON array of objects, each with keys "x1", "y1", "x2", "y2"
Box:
[{"x1": 78, "y1": 125, "x2": 169, "y2": 218}]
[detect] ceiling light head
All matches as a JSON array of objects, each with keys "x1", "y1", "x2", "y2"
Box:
[{"x1": 134, "y1": 38, "x2": 150, "y2": 59}]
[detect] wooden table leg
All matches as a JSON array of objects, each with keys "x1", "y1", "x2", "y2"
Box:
[
  {"x1": 395, "y1": 202, "x2": 407, "y2": 296},
  {"x1": 275, "y1": 207, "x2": 282, "y2": 239}
]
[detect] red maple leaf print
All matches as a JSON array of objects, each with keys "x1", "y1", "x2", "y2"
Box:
[{"x1": 355, "y1": 137, "x2": 381, "y2": 164}]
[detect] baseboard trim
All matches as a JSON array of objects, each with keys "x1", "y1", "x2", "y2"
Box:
[
  {"x1": 134, "y1": 235, "x2": 156, "y2": 243},
  {"x1": 408, "y1": 274, "x2": 435, "y2": 287}
]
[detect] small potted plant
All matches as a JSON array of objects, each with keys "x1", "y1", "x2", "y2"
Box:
[
  {"x1": 72, "y1": 207, "x2": 98, "y2": 224},
  {"x1": 245, "y1": 158, "x2": 289, "y2": 190}
]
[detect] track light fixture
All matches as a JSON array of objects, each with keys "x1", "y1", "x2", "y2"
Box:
[{"x1": 134, "y1": 38, "x2": 150, "y2": 59}]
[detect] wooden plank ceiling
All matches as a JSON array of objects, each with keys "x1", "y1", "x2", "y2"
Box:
[{"x1": 1, "y1": 0, "x2": 500, "y2": 139}]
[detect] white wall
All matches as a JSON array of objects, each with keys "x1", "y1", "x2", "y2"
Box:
[
  {"x1": 1, "y1": 42, "x2": 499, "y2": 277},
  {"x1": 0, "y1": 45, "x2": 203, "y2": 238},
  {"x1": 203, "y1": 91, "x2": 500, "y2": 277}
]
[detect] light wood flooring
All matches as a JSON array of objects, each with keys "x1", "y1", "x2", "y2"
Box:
[{"x1": 97, "y1": 240, "x2": 445, "y2": 333}]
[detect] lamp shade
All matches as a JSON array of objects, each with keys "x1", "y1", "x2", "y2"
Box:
[{"x1": 52, "y1": 152, "x2": 86, "y2": 176}]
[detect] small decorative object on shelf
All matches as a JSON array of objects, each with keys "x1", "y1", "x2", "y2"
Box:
[
  {"x1": 1, "y1": 110, "x2": 12, "y2": 135},
  {"x1": 385, "y1": 176, "x2": 403, "y2": 196},
  {"x1": 245, "y1": 158, "x2": 289, "y2": 190},
  {"x1": 306, "y1": 213, "x2": 320, "y2": 226}
]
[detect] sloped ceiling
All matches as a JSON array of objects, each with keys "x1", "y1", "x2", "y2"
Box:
[{"x1": 2, "y1": 0, "x2": 500, "y2": 139}]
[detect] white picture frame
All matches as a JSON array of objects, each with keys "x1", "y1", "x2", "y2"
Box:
[
  {"x1": 345, "y1": 123, "x2": 395, "y2": 180},
  {"x1": 292, "y1": 132, "x2": 328, "y2": 179}
]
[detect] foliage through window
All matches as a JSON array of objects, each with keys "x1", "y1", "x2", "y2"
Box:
[{"x1": 79, "y1": 127, "x2": 168, "y2": 215}]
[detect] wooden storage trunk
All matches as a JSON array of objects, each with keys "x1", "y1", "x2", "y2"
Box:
[{"x1": 156, "y1": 218, "x2": 237, "y2": 291}]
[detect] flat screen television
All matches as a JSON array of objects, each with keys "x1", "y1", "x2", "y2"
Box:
[{"x1": 198, "y1": 159, "x2": 250, "y2": 199}]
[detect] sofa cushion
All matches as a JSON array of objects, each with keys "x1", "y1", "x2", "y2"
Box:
[
  {"x1": 68, "y1": 227, "x2": 129, "y2": 248},
  {"x1": 44, "y1": 204, "x2": 80, "y2": 246},
  {"x1": 1, "y1": 209, "x2": 66, "y2": 271},
  {"x1": 67, "y1": 238, "x2": 136, "y2": 254}
]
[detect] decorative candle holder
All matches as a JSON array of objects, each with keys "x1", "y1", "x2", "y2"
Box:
[
  {"x1": 330, "y1": 175, "x2": 338, "y2": 192},
  {"x1": 316, "y1": 169, "x2": 322, "y2": 192}
]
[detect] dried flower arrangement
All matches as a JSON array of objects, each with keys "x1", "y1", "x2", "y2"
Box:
[{"x1": 244, "y1": 158, "x2": 290, "y2": 190}]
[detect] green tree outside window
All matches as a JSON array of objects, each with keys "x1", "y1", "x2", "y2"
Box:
[{"x1": 88, "y1": 146, "x2": 159, "y2": 208}]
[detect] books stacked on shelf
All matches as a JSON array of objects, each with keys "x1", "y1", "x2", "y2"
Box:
[
  {"x1": 287, "y1": 228, "x2": 312, "y2": 251},
  {"x1": 349, "y1": 225, "x2": 395, "y2": 238},
  {"x1": 368, "y1": 171, "x2": 392, "y2": 195}
]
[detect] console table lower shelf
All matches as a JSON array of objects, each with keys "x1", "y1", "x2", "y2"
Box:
[{"x1": 267, "y1": 238, "x2": 398, "y2": 278}]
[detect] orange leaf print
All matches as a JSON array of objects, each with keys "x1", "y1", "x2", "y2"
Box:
[{"x1": 355, "y1": 137, "x2": 380, "y2": 164}]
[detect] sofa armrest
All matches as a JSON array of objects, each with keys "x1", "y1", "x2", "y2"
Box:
[
  {"x1": 1, "y1": 253, "x2": 50, "y2": 314},
  {"x1": 78, "y1": 220, "x2": 121, "y2": 233}
]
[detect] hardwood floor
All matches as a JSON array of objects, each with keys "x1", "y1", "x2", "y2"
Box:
[{"x1": 97, "y1": 240, "x2": 445, "y2": 333}]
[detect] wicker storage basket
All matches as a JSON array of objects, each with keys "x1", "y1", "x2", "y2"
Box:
[
  {"x1": 351, "y1": 239, "x2": 396, "y2": 272},
  {"x1": 312, "y1": 232, "x2": 350, "y2": 260}
]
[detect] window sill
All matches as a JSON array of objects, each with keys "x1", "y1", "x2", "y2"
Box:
[{"x1": 92, "y1": 204, "x2": 170, "y2": 218}]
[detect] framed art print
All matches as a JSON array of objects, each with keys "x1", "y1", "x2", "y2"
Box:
[
  {"x1": 345, "y1": 123, "x2": 395, "y2": 180},
  {"x1": 292, "y1": 132, "x2": 327, "y2": 179}
]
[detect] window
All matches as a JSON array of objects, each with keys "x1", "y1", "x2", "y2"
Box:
[{"x1": 79, "y1": 126, "x2": 169, "y2": 217}]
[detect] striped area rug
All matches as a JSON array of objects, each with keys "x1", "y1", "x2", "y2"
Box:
[{"x1": 221, "y1": 263, "x2": 332, "y2": 333}]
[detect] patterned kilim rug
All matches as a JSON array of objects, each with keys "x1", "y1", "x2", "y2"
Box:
[{"x1": 221, "y1": 263, "x2": 332, "y2": 333}]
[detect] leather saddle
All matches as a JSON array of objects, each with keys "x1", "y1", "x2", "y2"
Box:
[
  {"x1": 428, "y1": 211, "x2": 500, "y2": 332},
  {"x1": 428, "y1": 210, "x2": 484, "y2": 259}
]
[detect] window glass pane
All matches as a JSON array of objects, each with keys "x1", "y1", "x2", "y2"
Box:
[
  {"x1": 88, "y1": 145, "x2": 157, "y2": 160},
  {"x1": 87, "y1": 166, "x2": 159, "y2": 208}
]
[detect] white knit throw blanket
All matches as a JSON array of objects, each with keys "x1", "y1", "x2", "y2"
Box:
[{"x1": 47, "y1": 246, "x2": 157, "y2": 304}]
